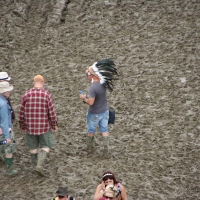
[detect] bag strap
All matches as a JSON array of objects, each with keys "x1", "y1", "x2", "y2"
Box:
[{"x1": 116, "y1": 183, "x2": 121, "y2": 197}]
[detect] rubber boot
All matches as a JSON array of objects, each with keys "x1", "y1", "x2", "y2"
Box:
[
  {"x1": 0, "y1": 145, "x2": 5, "y2": 163},
  {"x1": 35, "y1": 150, "x2": 47, "y2": 176},
  {"x1": 5, "y1": 157, "x2": 18, "y2": 175},
  {"x1": 31, "y1": 154, "x2": 37, "y2": 168},
  {"x1": 86, "y1": 136, "x2": 94, "y2": 152},
  {"x1": 102, "y1": 136, "x2": 109, "y2": 158}
]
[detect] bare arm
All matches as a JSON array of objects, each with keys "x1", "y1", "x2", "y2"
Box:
[
  {"x1": 94, "y1": 183, "x2": 106, "y2": 200},
  {"x1": 80, "y1": 94, "x2": 95, "y2": 106},
  {"x1": 83, "y1": 97, "x2": 95, "y2": 106},
  {"x1": 120, "y1": 184, "x2": 127, "y2": 200}
]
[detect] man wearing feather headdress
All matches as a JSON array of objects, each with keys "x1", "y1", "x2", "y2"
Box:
[{"x1": 80, "y1": 59, "x2": 118, "y2": 157}]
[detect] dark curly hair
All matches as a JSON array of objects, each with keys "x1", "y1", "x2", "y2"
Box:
[{"x1": 102, "y1": 171, "x2": 119, "y2": 185}]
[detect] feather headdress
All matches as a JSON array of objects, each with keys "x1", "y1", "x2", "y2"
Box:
[{"x1": 88, "y1": 59, "x2": 118, "y2": 92}]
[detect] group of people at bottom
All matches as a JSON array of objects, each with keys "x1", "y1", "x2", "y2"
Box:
[{"x1": 53, "y1": 171, "x2": 127, "y2": 200}]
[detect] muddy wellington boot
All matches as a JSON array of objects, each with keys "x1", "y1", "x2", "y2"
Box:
[
  {"x1": 5, "y1": 158, "x2": 18, "y2": 175},
  {"x1": 102, "y1": 136, "x2": 109, "y2": 158},
  {"x1": 0, "y1": 145, "x2": 5, "y2": 162},
  {"x1": 31, "y1": 153, "x2": 37, "y2": 168},
  {"x1": 86, "y1": 136, "x2": 94, "y2": 152},
  {"x1": 35, "y1": 150, "x2": 47, "y2": 176}
]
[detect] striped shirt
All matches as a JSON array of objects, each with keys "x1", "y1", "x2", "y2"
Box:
[{"x1": 19, "y1": 88, "x2": 58, "y2": 135}]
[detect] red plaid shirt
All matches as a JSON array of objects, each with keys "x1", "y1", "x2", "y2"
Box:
[{"x1": 19, "y1": 88, "x2": 58, "y2": 135}]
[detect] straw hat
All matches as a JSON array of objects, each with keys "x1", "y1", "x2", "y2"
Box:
[{"x1": 0, "y1": 82, "x2": 13, "y2": 93}]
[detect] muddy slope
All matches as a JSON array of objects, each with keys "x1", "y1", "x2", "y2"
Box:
[{"x1": 0, "y1": 0, "x2": 200, "y2": 199}]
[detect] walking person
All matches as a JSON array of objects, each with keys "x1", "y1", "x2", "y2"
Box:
[
  {"x1": 0, "y1": 81, "x2": 18, "y2": 175},
  {"x1": 0, "y1": 72, "x2": 15, "y2": 162},
  {"x1": 19, "y1": 75, "x2": 58, "y2": 176},
  {"x1": 79, "y1": 59, "x2": 118, "y2": 156}
]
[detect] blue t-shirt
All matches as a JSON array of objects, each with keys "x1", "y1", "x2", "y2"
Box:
[{"x1": 88, "y1": 82, "x2": 108, "y2": 114}]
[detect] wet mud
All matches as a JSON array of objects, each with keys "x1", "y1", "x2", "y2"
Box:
[{"x1": 0, "y1": 0, "x2": 200, "y2": 199}]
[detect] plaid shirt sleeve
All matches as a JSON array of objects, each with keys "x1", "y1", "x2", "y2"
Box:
[
  {"x1": 47, "y1": 93, "x2": 58, "y2": 130},
  {"x1": 19, "y1": 95, "x2": 26, "y2": 131}
]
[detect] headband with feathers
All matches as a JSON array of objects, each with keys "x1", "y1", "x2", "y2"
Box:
[{"x1": 88, "y1": 59, "x2": 118, "y2": 92}]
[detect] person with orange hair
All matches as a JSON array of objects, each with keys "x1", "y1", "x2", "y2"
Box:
[{"x1": 19, "y1": 75, "x2": 58, "y2": 176}]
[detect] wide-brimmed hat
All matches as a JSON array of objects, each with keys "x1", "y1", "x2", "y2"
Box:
[
  {"x1": 0, "y1": 82, "x2": 13, "y2": 93},
  {"x1": 56, "y1": 186, "x2": 69, "y2": 196},
  {"x1": 34, "y1": 75, "x2": 44, "y2": 82},
  {"x1": 0, "y1": 72, "x2": 11, "y2": 81}
]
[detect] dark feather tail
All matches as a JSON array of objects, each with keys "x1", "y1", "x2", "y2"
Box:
[{"x1": 95, "y1": 58, "x2": 119, "y2": 92}]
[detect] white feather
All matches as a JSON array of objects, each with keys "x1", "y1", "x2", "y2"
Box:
[{"x1": 92, "y1": 62, "x2": 105, "y2": 84}]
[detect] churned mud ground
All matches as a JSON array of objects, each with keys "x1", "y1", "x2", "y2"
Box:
[{"x1": 0, "y1": 0, "x2": 200, "y2": 199}]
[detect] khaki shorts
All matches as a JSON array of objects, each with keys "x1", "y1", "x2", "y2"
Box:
[
  {"x1": 0, "y1": 130, "x2": 16, "y2": 155},
  {"x1": 25, "y1": 130, "x2": 55, "y2": 150}
]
